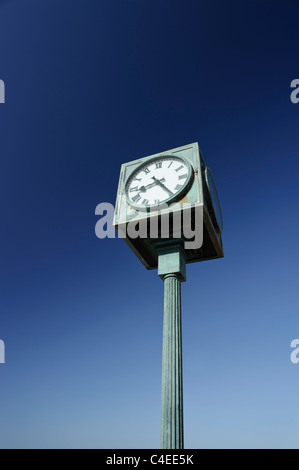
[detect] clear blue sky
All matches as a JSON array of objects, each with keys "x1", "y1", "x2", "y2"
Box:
[{"x1": 0, "y1": 0, "x2": 299, "y2": 449}]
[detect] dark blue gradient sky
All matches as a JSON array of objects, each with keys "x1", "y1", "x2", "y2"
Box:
[{"x1": 1, "y1": 0, "x2": 299, "y2": 448}]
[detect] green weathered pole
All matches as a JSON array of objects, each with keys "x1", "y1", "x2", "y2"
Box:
[{"x1": 158, "y1": 245, "x2": 186, "y2": 449}]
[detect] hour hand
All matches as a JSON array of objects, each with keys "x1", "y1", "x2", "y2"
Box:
[{"x1": 139, "y1": 178, "x2": 165, "y2": 192}]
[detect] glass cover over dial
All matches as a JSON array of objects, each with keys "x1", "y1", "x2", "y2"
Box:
[{"x1": 205, "y1": 167, "x2": 223, "y2": 234}]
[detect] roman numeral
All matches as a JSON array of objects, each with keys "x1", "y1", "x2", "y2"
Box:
[
  {"x1": 178, "y1": 173, "x2": 187, "y2": 180},
  {"x1": 130, "y1": 186, "x2": 139, "y2": 192},
  {"x1": 175, "y1": 165, "x2": 184, "y2": 172},
  {"x1": 134, "y1": 177, "x2": 142, "y2": 182},
  {"x1": 132, "y1": 194, "x2": 141, "y2": 203},
  {"x1": 143, "y1": 167, "x2": 150, "y2": 174},
  {"x1": 154, "y1": 199, "x2": 159, "y2": 204},
  {"x1": 168, "y1": 162, "x2": 173, "y2": 168},
  {"x1": 155, "y1": 161, "x2": 162, "y2": 169},
  {"x1": 142, "y1": 198, "x2": 149, "y2": 205},
  {"x1": 175, "y1": 184, "x2": 183, "y2": 191}
]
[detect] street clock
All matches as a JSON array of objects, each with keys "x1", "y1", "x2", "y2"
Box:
[
  {"x1": 113, "y1": 142, "x2": 223, "y2": 268},
  {"x1": 113, "y1": 142, "x2": 224, "y2": 449}
]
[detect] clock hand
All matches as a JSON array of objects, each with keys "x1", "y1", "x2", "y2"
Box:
[
  {"x1": 139, "y1": 178, "x2": 166, "y2": 193},
  {"x1": 151, "y1": 176, "x2": 174, "y2": 197}
]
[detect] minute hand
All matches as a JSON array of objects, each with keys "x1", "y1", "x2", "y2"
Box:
[{"x1": 151, "y1": 176, "x2": 174, "y2": 197}]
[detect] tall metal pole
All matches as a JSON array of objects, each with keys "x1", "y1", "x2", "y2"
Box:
[{"x1": 158, "y1": 245, "x2": 186, "y2": 449}]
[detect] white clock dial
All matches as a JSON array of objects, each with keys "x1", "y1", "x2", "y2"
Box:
[{"x1": 125, "y1": 156, "x2": 192, "y2": 208}]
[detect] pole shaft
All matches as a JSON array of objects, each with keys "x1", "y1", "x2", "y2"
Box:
[{"x1": 160, "y1": 273, "x2": 184, "y2": 449}]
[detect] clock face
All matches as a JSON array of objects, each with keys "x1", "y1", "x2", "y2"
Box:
[
  {"x1": 205, "y1": 167, "x2": 223, "y2": 234},
  {"x1": 125, "y1": 156, "x2": 193, "y2": 209}
]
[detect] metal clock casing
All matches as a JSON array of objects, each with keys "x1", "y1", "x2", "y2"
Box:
[{"x1": 113, "y1": 142, "x2": 223, "y2": 269}]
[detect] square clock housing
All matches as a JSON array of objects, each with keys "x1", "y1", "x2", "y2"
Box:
[{"x1": 113, "y1": 142, "x2": 223, "y2": 270}]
